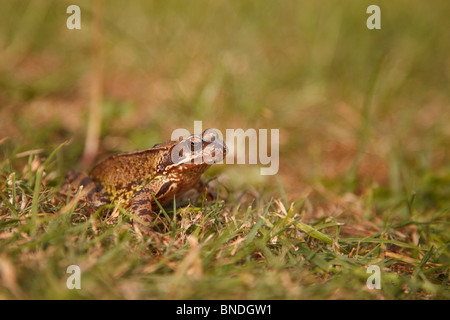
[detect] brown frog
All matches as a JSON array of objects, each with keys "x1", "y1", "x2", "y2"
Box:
[{"x1": 61, "y1": 129, "x2": 227, "y2": 228}]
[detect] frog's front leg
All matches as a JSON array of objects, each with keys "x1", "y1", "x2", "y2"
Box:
[
  {"x1": 129, "y1": 181, "x2": 170, "y2": 235},
  {"x1": 130, "y1": 179, "x2": 178, "y2": 234},
  {"x1": 129, "y1": 188, "x2": 154, "y2": 226}
]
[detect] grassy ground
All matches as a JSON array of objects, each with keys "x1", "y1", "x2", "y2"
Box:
[{"x1": 0, "y1": 0, "x2": 449, "y2": 299}]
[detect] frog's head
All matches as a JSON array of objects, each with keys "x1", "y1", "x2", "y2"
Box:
[{"x1": 159, "y1": 129, "x2": 227, "y2": 178}]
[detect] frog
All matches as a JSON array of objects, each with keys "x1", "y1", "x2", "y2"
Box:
[{"x1": 60, "y1": 129, "x2": 227, "y2": 230}]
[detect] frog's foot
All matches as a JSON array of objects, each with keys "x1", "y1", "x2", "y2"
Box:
[
  {"x1": 190, "y1": 179, "x2": 219, "y2": 203},
  {"x1": 129, "y1": 187, "x2": 174, "y2": 245},
  {"x1": 129, "y1": 188, "x2": 157, "y2": 235},
  {"x1": 61, "y1": 170, "x2": 110, "y2": 210},
  {"x1": 130, "y1": 207, "x2": 168, "y2": 244}
]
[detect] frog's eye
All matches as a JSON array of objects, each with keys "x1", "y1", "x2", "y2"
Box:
[
  {"x1": 202, "y1": 129, "x2": 219, "y2": 142},
  {"x1": 186, "y1": 136, "x2": 202, "y2": 152}
]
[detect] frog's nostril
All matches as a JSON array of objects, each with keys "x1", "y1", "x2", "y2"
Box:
[{"x1": 218, "y1": 141, "x2": 228, "y2": 156}]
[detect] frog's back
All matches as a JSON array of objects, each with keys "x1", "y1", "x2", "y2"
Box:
[{"x1": 89, "y1": 142, "x2": 177, "y2": 193}]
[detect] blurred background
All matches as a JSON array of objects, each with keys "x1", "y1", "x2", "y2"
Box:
[{"x1": 0, "y1": 0, "x2": 449, "y2": 206}]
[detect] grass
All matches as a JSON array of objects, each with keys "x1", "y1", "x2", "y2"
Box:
[
  {"x1": 1, "y1": 0, "x2": 449, "y2": 299},
  {"x1": 0, "y1": 143, "x2": 448, "y2": 299}
]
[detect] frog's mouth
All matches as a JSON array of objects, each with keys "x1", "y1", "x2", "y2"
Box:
[
  {"x1": 171, "y1": 139, "x2": 227, "y2": 166},
  {"x1": 202, "y1": 139, "x2": 227, "y2": 164}
]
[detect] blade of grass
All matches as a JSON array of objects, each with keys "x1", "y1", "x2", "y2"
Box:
[
  {"x1": 42, "y1": 140, "x2": 70, "y2": 169},
  {"x1": 413, "y1": 245, "x2": 436, "y2": 278},
  {"x1": 10, "y1": 172, "x2": 18, "y2": 218},
  {"x1": 0, "y1": 191, "x2": 18, "y2": 218},
  {"x1": 245, "y1": 199, "x2": 272, "y2": 244},
  {"x1": 289, "y1": 219, "x2": 348, "y2": 254},
  {"x1": 150, "y1": 193, "x2": 171, "y2": 224},
  {"x1": 30, "y1": 167, "x2": 43, "y2": 236},
  {"x1": 339, "y1": 237, "x2": 426, "y2": 251}
]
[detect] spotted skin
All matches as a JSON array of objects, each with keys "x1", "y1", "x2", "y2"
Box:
[{"x1": 60, "y1": 129, "x2": 227, "y2": 230}]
